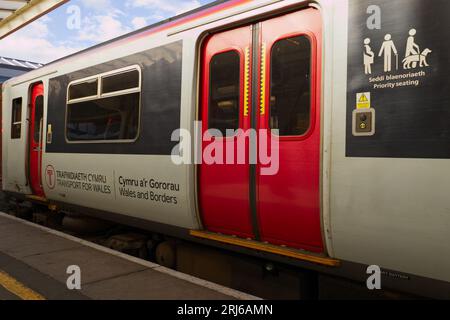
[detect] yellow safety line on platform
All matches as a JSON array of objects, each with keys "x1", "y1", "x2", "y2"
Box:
[
  {"x1": 0, "y1": 270, "x2": 46, "y2": 300},
  {"x1": 190, "y1": 230, "x2": 340, "y2": 267}
]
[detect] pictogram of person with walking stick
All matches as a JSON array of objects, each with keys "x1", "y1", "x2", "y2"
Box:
[{"x1": 379, "y1": 34, "x2": 398, "y2": 72}]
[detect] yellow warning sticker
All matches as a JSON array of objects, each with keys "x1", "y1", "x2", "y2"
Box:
[{"x1": 356, "y1": 92, "x2": 371, "y2": 109}]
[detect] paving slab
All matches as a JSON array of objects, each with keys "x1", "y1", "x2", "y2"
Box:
[
  {"x1": 0, "y1": 251, "x2": 88, "y2": 300},
  {"x1": 83, "y1": 269, "x2": 234, "y2": 300},
  {"x1": 22, "y1": 246, "x2": 148, "y2": 285},
  {"x1": 0, "y1": 218, "x2": 18, "y2": 226},
  {"x1": 0, "y1": 224, "x2": 82, "y2": 258}
]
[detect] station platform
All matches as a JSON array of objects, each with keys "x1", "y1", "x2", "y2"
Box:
[{"x1": 0, "y1": 212, "x2": 259, "y2": 300}]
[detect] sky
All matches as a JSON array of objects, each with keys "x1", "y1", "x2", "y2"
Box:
[{"x1": 0, "y1": 0, "x2": 215, "y2": 64}]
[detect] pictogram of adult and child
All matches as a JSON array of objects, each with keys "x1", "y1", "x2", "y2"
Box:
[{"x1": 363, "y1": 28, "x2": 432, "y2": 75}]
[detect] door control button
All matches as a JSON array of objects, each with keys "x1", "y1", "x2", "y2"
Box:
[{"x1": 352, "y1": 108, "x2": 375, "y2": 136}]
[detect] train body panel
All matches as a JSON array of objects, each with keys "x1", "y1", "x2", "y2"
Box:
[
  {"x1": 42, "y1": 153, "x2": 197, "y2": 229},
  {"x1": 2, "y1": 83, "x2": 32, "y2": 195},
  {"x1": 2, "y1": 0, "x2": 450, "y2": 294},
  {"x1": 327, "y1": 0, "x2": 450, "y2": 284}
]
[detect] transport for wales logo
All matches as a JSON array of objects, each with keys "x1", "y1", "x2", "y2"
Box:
[{"x1": 45, "y1": 165, "x2": 56, "y2": 190}]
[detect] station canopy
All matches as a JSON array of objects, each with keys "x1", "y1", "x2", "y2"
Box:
[{"x1": 0, "y1": 0, "x2": 66, "y2": 39}]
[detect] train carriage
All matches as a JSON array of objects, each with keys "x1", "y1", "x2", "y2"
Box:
[{"x1": 2, "y1": 0, "x2": 450, "y2": 298}]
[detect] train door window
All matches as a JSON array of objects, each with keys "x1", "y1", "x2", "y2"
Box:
[
  {"x1": 269, "y1": 35, "x2": 311, "y2": 136},
  {"x1": 209, "y1": 50, "x2": 240, "y2": 136},
  {"x1": 11, "y1": 98, "x2": 22, "y2": 139},
  {"x1": 66, "y1": 66, "x2": 141, "y2": 142},
  {"x1": 34, "y1": 96, "x2": 44, "y2": 142}
]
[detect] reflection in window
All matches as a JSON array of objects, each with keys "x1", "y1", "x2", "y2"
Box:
[
  {"x1": 34, "y1": 96, "x2": 44, "y2": 142},
  {"x1": 67, "y1": 93, "x2": 139, "y2": 141},
  {"x1": 102, "y1": 70, "x2": 140, "y2": 94},
  {"x1": 69, "y1": 79, "x2": 98, "y2": 100},
  {"x1": 11, "y1": 98, "x2": 22, "y2": 139},
  {"x1": 270, "y1": 36, "x2": 311, "y2": 136},
  {"x1": 209, "y1": 51, "x2": 240, "y2": 136}
]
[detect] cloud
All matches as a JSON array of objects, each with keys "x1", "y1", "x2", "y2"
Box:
[
  {"x1": 77, "y1": 14, "x2": 131, "y2": 43},
  {"x1": 22, "y1": 19, "x2": 50, "y2": 38},
  {"x1": 128, "y1": 0, "x2": 202, "y2": 16},
  {"x1": 0, "y1": 18, "x2": 81, "y2": 63},
  {"x1": 79, "y1": 0, "x2": 112, "y2": 12},
  {"x1": 78, "y1": 0, "x2": 125, "y2": 18},
  {"x1": 131, "y1": 17, "x2": 148, "y2": 29}
]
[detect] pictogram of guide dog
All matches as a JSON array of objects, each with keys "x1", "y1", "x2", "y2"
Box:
[{"x1": 403, "y1": 48, "x2": 432, "y2": 69}]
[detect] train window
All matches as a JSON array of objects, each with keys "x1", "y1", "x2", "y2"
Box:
[
  {"x1": 66, "y1": 93, "x2": 140, "y2": 142},
  {"x1": 209, "y1": 50, "x2": 240, "y2": 136},
  {"x1": 68, "y1": 79, "x2": 98, "y2": 101},
  {"x1": 34, "y1": 96, "x2": 44, "y2": 142},
  {"x1": 102, "y1": 69, "x2": 140, "y2": 95},
  {"x1": 269, "y1": 36, "x2": 311, "y2": 136},
  {"x1": 11, "y1": 98, "x2": 22, "y2": 139},
  {"x1": 66, "y1": 66, "x2": 141, "y2": 143}
]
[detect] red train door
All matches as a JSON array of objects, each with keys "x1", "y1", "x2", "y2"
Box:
[
  {"x1": 29, "y1": 83, "x2": 45, "y2": 197},
  {"x1": 199, "y1": 25, "x2": 255, "y2": 239},
  {"x1": 199, "y1": 8, "x2": 323, "y2": 253},
  {"x1": 257, "y1": 9, "x2": 323, "y2": 252}
]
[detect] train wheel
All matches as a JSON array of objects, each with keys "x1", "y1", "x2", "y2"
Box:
[{"x1": 155, "y1": 240, "x2": 177, "y2": 269}]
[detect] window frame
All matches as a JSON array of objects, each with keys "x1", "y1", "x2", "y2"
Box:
[
  {"x1": 267, "y1": 32, "x2": 316, "y2": 141},
  {"x1": 65, "y1": 65, "x2": 142, "y2": 144},
  {"x1": 206, "y1": 48, "x2": 243, "y2": 139},
  {"x1": 101, "y1": 69, "x2": 141, "y2": 98},
  {"x1": 67, "y1": 77, "x2": 99, "y2": 103},
  {"x1": 11, "y1": 97, "x2": 23, "y2": 139}
]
